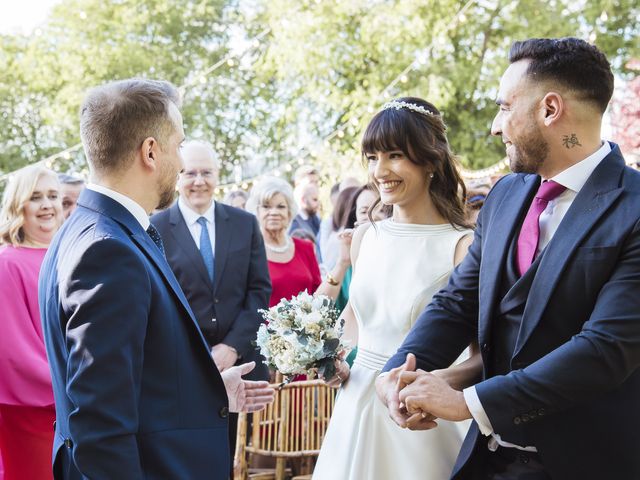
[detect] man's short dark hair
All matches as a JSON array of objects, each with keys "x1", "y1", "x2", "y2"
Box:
[
  {"x1": 509, "y1": 37, "x2": 614, "y2": 113},
  {"x1": 80, "y1": 78, "x2": 181, "y2": 175},
  {"x1": 58, "y1": 173, "x2": 85, "y2": 185}
]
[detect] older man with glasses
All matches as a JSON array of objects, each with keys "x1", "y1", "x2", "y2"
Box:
[{"x1": 151, "y1": 139, "x2": 271, "y2": 468}]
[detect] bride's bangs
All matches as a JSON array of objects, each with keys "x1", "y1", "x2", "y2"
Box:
[{"x1": 361, "y1": 110, "x2": 410, "y2": 156}]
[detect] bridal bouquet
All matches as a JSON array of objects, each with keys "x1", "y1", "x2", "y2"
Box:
[{"x1": 256, "y1": 290, "x2": 347, "y2": 383}]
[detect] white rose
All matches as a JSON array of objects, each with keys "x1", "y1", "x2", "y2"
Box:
[{"x1": 300, "y1": 311, "x2": 320, "y2": 327}]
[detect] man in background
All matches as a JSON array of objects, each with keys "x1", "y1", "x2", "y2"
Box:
[
  {"x1": 293, "y1": 164, "x2": 320, "y2": 187},
  {"x1": 57, "y1": 173, "x2": 85, "y2": 219},
  {"x1": 289, "y1": 181, "x2": 321, "y2": 237},
  {"x1": 151, "y1": 139, "x2": 271, "y2": 462}
]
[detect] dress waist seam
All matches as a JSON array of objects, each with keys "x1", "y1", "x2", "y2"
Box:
[{"x1": 353, "y1": 347, "x2": 390, "y2": 371}]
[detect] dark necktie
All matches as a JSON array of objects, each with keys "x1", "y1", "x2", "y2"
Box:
[
  {"x1": 197, "y1": 216, "x2": 215, "y2": 282},
  {"x1": 146, "y1": 224, "x2": 165, "y2": 256},
  {"x1": 516, "y1": 180, "x2": 566, "y2": 275}
]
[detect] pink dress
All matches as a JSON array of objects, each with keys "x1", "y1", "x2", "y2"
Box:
[
  {"x1": 0, "y1": 245, "x2": 55, "y2": 480},
  {"x1": 0, "y1": 245, "x2": 54, "y2": 407},
  {"x1": 267, "y1": 237, "x2": 322, "y2": 307}
]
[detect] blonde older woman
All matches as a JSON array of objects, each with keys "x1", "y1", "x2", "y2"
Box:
[
  {"x1": 247, "y1": 177, "x2": 350, "y2": 308},
  {"x1": 0, "y1": 165, "x2": 62, "y2": 480}
]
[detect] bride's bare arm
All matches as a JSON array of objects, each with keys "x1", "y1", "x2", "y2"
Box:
[
  {"x1": 322, "y1": 223, "x2": 372, "y2": 387},
  {"x1": 430, "y1": 343, "x2": 483, "y2": 391}
]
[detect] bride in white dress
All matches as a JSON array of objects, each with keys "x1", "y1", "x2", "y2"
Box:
[{"x1": 313, "y1": 97, "x2": 482, "y2": 480}]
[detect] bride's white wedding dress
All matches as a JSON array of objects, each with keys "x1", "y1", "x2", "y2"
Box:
[{"x1": 313, "y1": 219, "x2": 472, "y2": 480}]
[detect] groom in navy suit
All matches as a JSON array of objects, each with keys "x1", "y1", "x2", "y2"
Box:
[
  {"x1": 377, "y1": 38, "x2": 640, "y2": 479},
  {"x1": 39, "y1": 78, "x2": 273, "y2": 479}
]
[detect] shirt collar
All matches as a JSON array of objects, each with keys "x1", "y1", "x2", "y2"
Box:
[
  {"x1": 178, "y1": 197, "x2": 215, "y2": 226},
  {"x1": 550, "y1": 141, "x2": 611, "y2": 193},
  {"x1": 87, "y1": 183, "x2": 150, "y2": 229}
]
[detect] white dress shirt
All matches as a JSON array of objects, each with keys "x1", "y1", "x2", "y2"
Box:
[
  {"x1": 463, "y1": 141, "x2": 612, "y2": 452},
  {"x1": 86, "y1": 183, "x2": 150, "y2": 230},
  {"x1": 177, "y1": 197, "x2": 216, "y2": 254}
]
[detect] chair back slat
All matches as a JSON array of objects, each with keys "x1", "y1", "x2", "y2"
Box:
[{"x1": 240, "y1": 379, "x2": 337, "y2": 456}]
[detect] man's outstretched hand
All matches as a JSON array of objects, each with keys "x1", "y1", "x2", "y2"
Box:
[{"x1": 220, "y1": 361, "x2": 275, "y2": 413}]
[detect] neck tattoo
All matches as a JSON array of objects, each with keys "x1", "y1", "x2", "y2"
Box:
[{"x1": 562, "y1": 133, "x2": 582, "y2": 149}]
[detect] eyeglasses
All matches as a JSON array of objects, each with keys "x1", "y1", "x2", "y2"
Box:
[{"x1": 181, "y1": 170, "x2": 216, "y2": 180}]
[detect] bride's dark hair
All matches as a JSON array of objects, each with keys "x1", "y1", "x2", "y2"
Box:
[{"x1": 361, "y1": 97, "x2": 471, "y2": 229}]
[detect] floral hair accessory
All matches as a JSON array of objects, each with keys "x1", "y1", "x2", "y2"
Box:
[{"x1": 381, "y1": 100, "x2": 436, "y2": 117}]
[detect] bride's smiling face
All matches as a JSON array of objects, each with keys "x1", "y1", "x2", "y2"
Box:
[{"x1": 366, "y1": 149, "x2": 430, "y2": 207}]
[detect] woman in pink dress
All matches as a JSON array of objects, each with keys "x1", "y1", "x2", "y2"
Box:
[{"x1": 0, "y1": 165, "x2": 63, "y2": 480}]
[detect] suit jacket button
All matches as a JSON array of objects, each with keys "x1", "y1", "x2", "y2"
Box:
[
  {"x1": 521, "y1": 414, "x2": 531, "y2": 423},
  {"x1": 214, "y1": 298, "x2": 219, "y2": 304},
  {"x1": 219, "y1": 406, "x2": 229, "y2": 418},
  {"x1": 513, "y1": 416, "x2": 522, "y2": 425}
]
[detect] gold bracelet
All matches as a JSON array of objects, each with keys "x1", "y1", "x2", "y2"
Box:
[{"x1": 325, "y1": 272, "x2": 339, "y2": 286}]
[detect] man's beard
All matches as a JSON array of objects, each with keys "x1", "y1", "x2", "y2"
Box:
[
  {"x1": 157, "y1": 184, "x2": 175, "y2": 210},
  {"x1": 156, "y1": 165, "x2": 177, "y2": 210},
  {"x1": 509, "y1": 123, "x2": 549, "y2": 175}
]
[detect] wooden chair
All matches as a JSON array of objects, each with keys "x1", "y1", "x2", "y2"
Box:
[{"x1": 233, "y1": 377, "x2": 337, "y2": 480}]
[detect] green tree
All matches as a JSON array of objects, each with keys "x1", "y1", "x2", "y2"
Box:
[
  {"x1": 1, "y1": 0, "x2": 639, "y2": 193},
  {"x1": 0, "y1": 0, "x2": 230, "y2": 176},
  {"x1": 247, "y1": 0, "x2": 640, "y2": 173}
]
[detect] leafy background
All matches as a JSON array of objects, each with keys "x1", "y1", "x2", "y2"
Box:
[{"x1": 1, "y1": 0, "x2": 638, "y2": 194}]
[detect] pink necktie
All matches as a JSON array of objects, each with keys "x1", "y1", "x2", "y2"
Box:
[{"x1": 516, "y1": 180, "x2": 566, "y2": 276}]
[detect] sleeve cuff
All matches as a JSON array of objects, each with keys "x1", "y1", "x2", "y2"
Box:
[{"x1": 463, "y1": 386, "x2": 494, "y2": 436}]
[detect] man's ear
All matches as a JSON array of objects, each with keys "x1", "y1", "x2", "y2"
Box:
[
  {"x1": 541, "y1": 92, "x2": 563, "y2": 127},
  {"x1": 140, "y1": 137, "x2": 158, "y2": 171}
]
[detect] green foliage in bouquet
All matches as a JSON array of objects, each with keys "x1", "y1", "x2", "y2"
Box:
[{"x1": 256, "y1": 291, "x2": 347, "y2": 383}]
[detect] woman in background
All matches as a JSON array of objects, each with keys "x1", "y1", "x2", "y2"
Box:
[
  {"x1": 247, "y1": 177, "x2": 322, "y2": 307},
  {"x1": 246, "y1": 176, "x2": 352, "y2": 306},
  {"x1": 0, "y1": 165, "x2": 63, "y2": 480}
]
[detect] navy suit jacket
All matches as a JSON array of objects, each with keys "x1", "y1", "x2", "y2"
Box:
[
  {"x1": 385, "y1": 144, "x2": 640, "y2": 479},
  {"x1": 39, "y1": 189, "x2": 231, "y2": 479},
  {"x1": 151, "y1": 201, "x2": 271, "y2": 381}
]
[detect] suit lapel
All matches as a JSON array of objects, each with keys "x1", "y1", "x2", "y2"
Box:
[
  {"x1": 479, "y1": 174, "x2": 539, "y2": 343},
  {"x1": 168, "y1": 203, "x2": 212, "y2": 288},
  {"x1": 78, "y1": 190, "x2": 212, "y2": 355},
  {"x1": 513, "y1": 148, "x2": 626, "y2": 356},
  {"x1": 213, "y1": 202, "x2": 231, "y2": 295}
]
